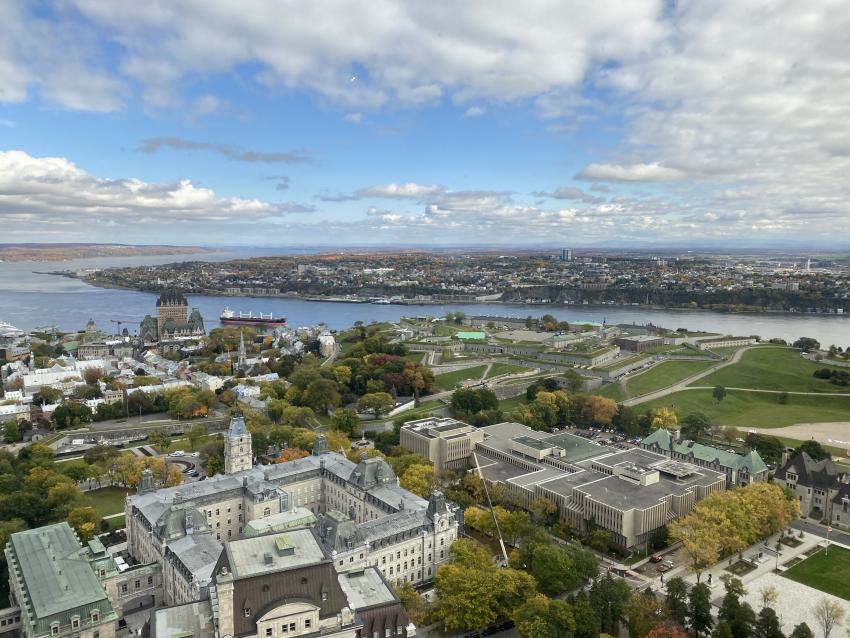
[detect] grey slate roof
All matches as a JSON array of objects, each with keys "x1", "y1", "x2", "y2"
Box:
[
  {"x1": 165, "y1": 532, "x2": 222, "y2": 585},
  {"x1": 775, "y1": 451, "x2": 841, "y2": 489}
]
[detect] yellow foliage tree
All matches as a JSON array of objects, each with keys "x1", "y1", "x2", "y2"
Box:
[{"x1": 649, "y1": 407, "x2": 678, "y2": 431}]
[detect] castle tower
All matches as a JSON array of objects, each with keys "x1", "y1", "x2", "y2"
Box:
[
  {"x1": 156, "y1": 290, "x2": 189, "y2": 337},
  {"x1": 224, "y1": 412, "x2": 252, "y2": 474}
]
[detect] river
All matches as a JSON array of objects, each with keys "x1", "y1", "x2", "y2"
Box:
[{"x1": 1, "y1": 251, "x2": 848, "y2": 347}]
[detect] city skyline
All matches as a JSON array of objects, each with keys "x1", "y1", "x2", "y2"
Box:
[{"x1": 1, "y1": 1, "x2": 848, "y2": 246}]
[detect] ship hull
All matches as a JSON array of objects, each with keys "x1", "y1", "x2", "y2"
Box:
[{"x1": 220, "y1": 317, "x2": 286, "y2": 327}]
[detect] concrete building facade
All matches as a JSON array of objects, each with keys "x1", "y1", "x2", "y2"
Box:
[{"x1": 400, "y1": 417, "x2": 485, "y2": 471}]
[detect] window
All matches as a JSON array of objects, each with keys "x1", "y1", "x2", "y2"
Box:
[
  {"x1": 92, "y1": 611, "x2": 100, "y2": 623},
  {"x1": 386, "y1": 628, "x2": 391, "y2": 637},
  {"x1": 266, "y1": 629, "x2": 272, "y2": 637},
  {"x1": 322, "y1": 591, "x2": 328, "y2": 601},
  {"x1": 244, "y1": 608, "x2": 252, "y2": 618},
  {"x1": 216, "y1": 509, "x2": 220, "y2": 515},
  {"x1": 147, "y1": 576, "x2": 153, "y2": 585},
  {"x1": 51, "y1": 625, "x2": 59, "y2": 636},
  {"x1": 264, "y1": 507, "x2": 271, "y2": 516},
  {"x1": 121, "y1": 584, "x2": 128, "y2": 594},
  {"x1": 305, "y1": 619, "x2": 312, "y2": 629},
  {"x1": 290, "y1": 623, "x2": 296, "y2": 632},
  {"x1": 282, "y1": 624, "x2": 289, "y2": 633},
  {"x1": 72, "y1": 617, "x2": 80, "y2": 629}
]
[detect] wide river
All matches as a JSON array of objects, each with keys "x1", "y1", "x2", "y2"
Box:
[{"x1": 1, "y1": 250, "x2": 848, "y2": 347}]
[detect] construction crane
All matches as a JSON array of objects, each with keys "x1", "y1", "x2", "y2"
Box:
[
  {"x1": 110, "y1": 319, "x2": 140, "y2": 335},
  {"x1": 472, "y1": 451, "x2": 510, "y2": 566}
]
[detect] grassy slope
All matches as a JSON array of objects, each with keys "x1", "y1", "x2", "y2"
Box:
[
  {"x1": 434, "y1": 365, "x2": 487, "y2": 390},
  {"x1": 597, "y1": 383, "x2": 627, "y2": 402},
  {"x1": 626, "y1": 360, "x2": 715, "y2": 397},
  {"x1": 693, "y1": 347, "x2": 850, "y2": 393},
  {"x1": 783, "y1": 546, "x2": 850, "y2": 600},
  {"x1": 486, "y1": 363, "x2": 532, "y2": 378},
  {"x1": 639, "y1": 389, "x2": 850, "y2": 428}
]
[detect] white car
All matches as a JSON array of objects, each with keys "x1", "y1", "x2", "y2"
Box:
[{"x1": 169, "y1": 450, "x2": 185, "y2": 457}]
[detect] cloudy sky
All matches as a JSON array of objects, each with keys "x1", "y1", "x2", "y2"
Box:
[{"x1": 2, "y1": 1, "x2": 849, "y2": 247}]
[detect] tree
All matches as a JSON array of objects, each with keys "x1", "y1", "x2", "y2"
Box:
[
  {"x1": 563, "y1": 369, "x2": 584, "y2": 392},
  {"x1": 755, "y1": 606, "x2": 784, "y2": 638},
  {"x1": 793, "y1": 337, "x2": 820, "y2": 352},
  {"x1": 649, "y1": 407, "x2": 678, "y2": 431},
  {"x1": 670, "y1": 514, "x2": 721, "y2": 581},
  {"x1": 67, "y1": 506, "x2": 100, "y2": 542},
  {"x1": 52, "y1": 402, "x2": 93, "y2": 428},
  {"x1": 573, "y1": 593, "x2": 601, "y2": 638},
  {"x1": 626, "y1": 590, "x2": 669, "y2": 638},
  {"x1": 813, "y1": 598, "x2": 844, "y2": 638},
  {"x1": 796, "y1": 440, "x2": 830, "y2": 461},
  {"x1": 582, "y1": 395, "x2": 618, "y2": 426},
  {"x1": 789, "y1": 624, "x2": 814, "y2": 638},
  {"x1": 513, "y1": 594, "x2": 576, "y2": 638},
  {"x1": 647, "y1": 622, "x2": 689, "y2": 638},
  {"x1": 713, "y1": 385, "x2": 727, "y2": 403},
  {"x1": 395, "y1": 581, "x2": 430, "y2": 627},
  {"x1": 2, "y1": 421, "x2": 22, "y2": 443},
  {"x1": 357, "y1": 392, "x2": 395, "y2": 417},
  {"x1": 301, "y1": 378, "x2": 341, "y2": 415},
  {"x1": 510, "y1": 537, "x2": 597, "y2": 596},
  {"x1": 759, "y1": 585, "x2": 779, "y2": 610},
  {"x1": 33, "y1": 387, "x2": 62, "y2": 405},
  {"x1": 400, "y1": 464, "x2": 435, "y2": 498},
  {"x1": 680, "y1": 413, "x2": 713, "y2": 440},
  {"x1": 589, "y1": 574, "x2": 633, "y2": 635},
  {"x1": 665, "y1": 577, "x2": 690, "y2": 627},
  {"x1": 330, "y1": 408, "x2": 360, "y2": 436},
  {"x1": 187, "y1": 424, "x2": 207, "y2": 451},
  {"x1": 688, "y1": 583, "x2": 714, "y2": 636},
  {"x1": 148, "y1": 428, "x2": 172, "y2": 453}
]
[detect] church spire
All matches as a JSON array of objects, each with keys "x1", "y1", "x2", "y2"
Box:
[{"x1": 237, "y1": 329, "x2": 247, "y2": 371}]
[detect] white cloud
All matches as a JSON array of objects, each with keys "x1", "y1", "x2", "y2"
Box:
[
  {"x1": 0, "y1": 150, "x2": 284, "y2": 225},
  {"x1": 464, "y1": 106, "x2": 486, "y2": 117},
  {"x1": 576, "y1": 162, "x2": 685, "y2": 182},
  {"x1": 343, "y1": 112, "x2": 363, "y2": 124},
  {"x1": 357, "y1": 183, "x2": 445, "y2": 198}
]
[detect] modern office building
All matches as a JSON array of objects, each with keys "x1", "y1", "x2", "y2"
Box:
[{"x1": 400, "y1": 417, "x2": 485, "y2": 471}]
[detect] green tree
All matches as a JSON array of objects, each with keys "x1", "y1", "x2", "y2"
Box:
[
  {"x1": 330, "y1": 408, "x2": 360, "y2": 435},
  {"x1": 510, "y1": 537, "x2": 597, "y2": 596},
  {"x1": 789, "y1": 623, "x2": 814, "y2": 638},
  {"x1": 148, "y1": 428, "x2": 172, "y2": 453},
  {"x1": 680, "y1": 413, "x2": 712, "y2": 440},
  {"x1": 2, "y1": 421, "x2": 22, "y2": 442},
  {"x1": 665, "y1": 577, "x2": 690, "y2": 627},
  {"x1": 357, "y1": 392, "x2": 395, "y2": 417},
  {"x1": 33, "y1": 387, "x2": 62, "y2": 405},
  {"x1": 796, "y1": 440, "x2": 830, "y2": 461},
  {"x1": 589, "y1": 574, "x2": 632, "y2": 635},
  {"x1": 713, "y1": 385, "x2": 727, "y2": 403},
  {"x1": 513, "y1": 594, "x2": 576, "y2": 638},
  {"x1": 688, "y1": 583, "x2": 714, "y2": 637},
  {"x1": 755, "y1": 606, "x2": 784, "y2": 638},
  {"x1": 572, "y1": 593, "x2": 601, "y2": 638},
  {"x1": 51, "y1": 402, "x2": 93, "y2": 428},
  {"x1": 187, "y1": 424, "x2": 207, "y2": 451},
  {"x1": 301, "y1": 378, "x2": 341, "y2": 415}
]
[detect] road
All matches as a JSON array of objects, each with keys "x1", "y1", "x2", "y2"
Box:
[
  {"x1": 622, "y1": 346, "x2": 762, "y2": 406},
  {"x1": 792, "y1": 519, "x2": 850, "y2": 547}
]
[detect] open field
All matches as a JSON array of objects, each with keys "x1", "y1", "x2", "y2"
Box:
[
  {"x1": 498, "y1": 394, "x2": 530, "y2": 413},
  {"x1": 693, "y1": 347, "x2": 850, "y2": 393},
  {"x1": 597, "y1": 383, "x2": 627, "y2": 402},
  {"x1": 82, "y1": 486, "x2": 131, "y2": 517},
  {"x1": 783, "y1": 546, "x2": 850, "y2": 600},
  {"x1": 640, "y1": 389, "x2": 850, "y2": 428},
  {"x1": 485, "y1": 363, "x2": 533, "y2": 378},
  {"x1": 434, "y1": 365, "x2": 487, "y2": 390},
  {"x1": 625, "y1": 360, "x2": 715, "y2": 397},
  {"x1": 401, "y1": 351, "x2": 426, "y2": 364}
]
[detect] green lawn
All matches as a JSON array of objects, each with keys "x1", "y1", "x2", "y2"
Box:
[
  {"x1": 106, "y1": 515, "x2": 126, "y2": 531},
  {"x1": 486, "y1": 363, "x2": 533, "y2": 378},
  {"x1": 639, "y1": 388, "x2": 850, "y2": 428},
  {"x1": 783, "y1": 546, "x2": 850, "y2": 600},
  {"x1": 82, "y1": 486, "x2": 132, "y2": 517},
  {"x1": 626, "y1": 360, "x2": 716, "y2": 397},
  {"x1": 498, "y1": 394, "x2": 530, "y2": 412},
  {"x1": 401, "y1": 351, "x2": 426, "y2": 364},
  {"x1": 693, "y1": 347, "x2": 850, "y2": 393},
  {"x1": 434, "y1": 365, "x2": 487, "y2": 390},
  {"x1": 597, "y1": 382, "x2": 627, "y2": 402}
]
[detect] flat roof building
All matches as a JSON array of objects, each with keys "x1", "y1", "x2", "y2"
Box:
[{"x1": 400, "y1": 417, "x2": 485, "y2": 471}]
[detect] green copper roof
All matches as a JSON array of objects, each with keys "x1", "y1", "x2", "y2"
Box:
[
  {"x1": 641, "y1": 429, "x2": 767, "y2": 474},
  {"x1": 7, "y1": 522, "x2": 114, "y2": 632},
  {"x1": 455, "y1": 331, "x2": 486, "y2": 340}
]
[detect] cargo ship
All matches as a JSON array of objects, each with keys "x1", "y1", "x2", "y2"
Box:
[{"x1": 219, "y1": 307, "x2": 287, "y2": 327}]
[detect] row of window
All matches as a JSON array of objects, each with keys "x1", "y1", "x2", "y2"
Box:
[
  {"x1": 263, "y1": 619, "x2": 311, "y2": 636},
  {"x1": 120, "y1": 576, "x2": 154, "y2": 594},
  {"x1": 50, "y1": 611, "x2": 100, "y2": 635}
]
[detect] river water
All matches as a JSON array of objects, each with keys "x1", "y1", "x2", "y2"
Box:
[{"x1": 1, "y1": 251, "x2": 848, "y2": 347}]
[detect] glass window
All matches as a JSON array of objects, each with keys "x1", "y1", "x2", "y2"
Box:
[
  {"x1": 244, "y1": 608, "x2": 251, "y2": 618},
  {"x1": 266, "y1": 629, "x2": 272, "y2": 637},
  {"x1": 305, "y1": 619, "x2": 312, "y2": 629}
]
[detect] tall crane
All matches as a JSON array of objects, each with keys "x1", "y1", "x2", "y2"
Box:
[
  {"x1": 110, "y1": 319, "x2": 139, "y2": 335},
  {"x1": 472, "y1": 451, "x2": 510, "y2": 566}
]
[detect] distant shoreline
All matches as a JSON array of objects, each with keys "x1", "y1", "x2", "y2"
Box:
[
  {"x1": 0, "y1": 244, "x2": 215, "y2": 263},
  {"x1": 70, "y1": 275, "x2": 850, "y2": 319}
]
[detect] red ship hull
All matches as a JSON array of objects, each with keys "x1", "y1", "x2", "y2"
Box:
[{"x1": 220, "y1": 317, "x2": 287, "y2": 327}]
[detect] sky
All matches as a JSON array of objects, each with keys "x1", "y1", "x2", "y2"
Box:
[{"x1": 1, "y1": 1, "x2": 849, "y2": 248}]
